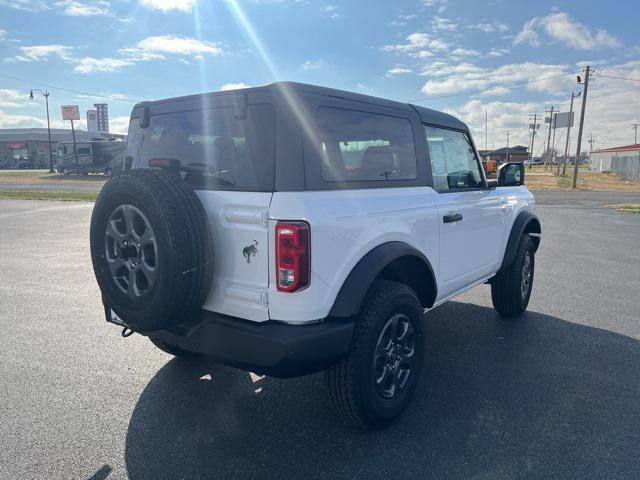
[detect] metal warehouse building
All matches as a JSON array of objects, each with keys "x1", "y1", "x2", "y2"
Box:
[
  {"x1": 0, "y1": 128, "x2": 126, "y2": 169},
  {"x1": 589, "y1": 144, "x2": 640, "y2": 180}
]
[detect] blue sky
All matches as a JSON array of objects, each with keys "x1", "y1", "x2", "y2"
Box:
[{"x1": 1, "y1": 0, "x2": 639, "y2": 151}]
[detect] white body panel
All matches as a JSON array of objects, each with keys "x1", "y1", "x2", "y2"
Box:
[
  {"x1": 198, "y1": 183, "x2": 535, "y2": 325},
  {"x1": 196, "y1": 190, "x2": 272, "y2": 322}
]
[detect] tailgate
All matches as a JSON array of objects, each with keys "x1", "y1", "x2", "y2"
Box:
[{"x1": 196, "y1": 190, "x2": 273, "y2": 322}]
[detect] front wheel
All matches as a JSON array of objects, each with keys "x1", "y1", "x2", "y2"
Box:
[
  {"x1": 491, "y1": 235, "x2": 535, "y2": 317},
  {"x1": 326, "y1": 280, "x2": 425, "y2": 428}
]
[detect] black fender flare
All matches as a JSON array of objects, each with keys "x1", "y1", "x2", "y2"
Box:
[
  {"x1": 329, "y1": 241, "x2": 437, "y2": 318},
  {"x1": 498, "y1": 210, "x2": 541, "y2": 273}
]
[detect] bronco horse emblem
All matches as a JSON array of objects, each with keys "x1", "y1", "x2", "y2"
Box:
[{"x1": 242, "y1": 240, "x2": 259, "y2": 263}]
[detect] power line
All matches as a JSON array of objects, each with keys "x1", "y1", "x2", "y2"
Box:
[
  {"x1": 0, "y1": 72, "x2": 140, "y2": 104},
  {"x1": 595, "y1": 74, "x2": 640, "y2": 83},
  {"x1": 405, "y1": 71, "x2": 579, "y2": 103}
]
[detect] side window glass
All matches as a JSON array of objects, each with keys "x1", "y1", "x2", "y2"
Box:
[
  {"x1": 424, "y1": 126, "x2": 484, "y2": 192},
  {"x1": 315, "y1": 107, "x2": 417, "y2": 182}
]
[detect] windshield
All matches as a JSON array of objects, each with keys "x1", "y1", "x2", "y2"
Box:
[{"x1": 127, "y1": 104, "x2": 275, "y2": 191}]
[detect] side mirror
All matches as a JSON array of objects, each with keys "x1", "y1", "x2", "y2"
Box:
[{"x1": 498, "y1": 162, "x2": 525, "y2": 187}]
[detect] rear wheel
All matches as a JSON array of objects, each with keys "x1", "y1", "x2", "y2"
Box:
[
  {"x1": 326, "y1": 280, "x2": 425, "y2": 428},
  {"x1": 491, "y1": 235, "x2": 535, "y2": 317}
]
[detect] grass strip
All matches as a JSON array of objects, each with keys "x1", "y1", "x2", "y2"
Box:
[{"x1": 0, "y1": 190, "x2": 97, "y2": 202}]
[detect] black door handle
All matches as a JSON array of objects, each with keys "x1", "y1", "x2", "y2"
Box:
[{"x1": 443, "y1": 213, "x2": 463, "y2": 223}]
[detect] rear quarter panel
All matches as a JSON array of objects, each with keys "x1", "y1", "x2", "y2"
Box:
[{"x1": 268, "y1": 187, "x2": 440, "y2": 323}]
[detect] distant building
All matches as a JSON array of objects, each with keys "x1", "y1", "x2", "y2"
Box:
[
  {"x1": 87, "y1": 110, "x2": 98, "y2": 132},
  {"x1": 481, "y1": 145, "x2": 529, "y2": 164},
  {"x1": 94, "y1": 103, "x2": 109, "y2": 133},
  {"x1": 0, "y1": 128, "x2": 126, "y2": 169},
  {"x1": 589, "y1": 143, "x2": 640, "y2": 180}
]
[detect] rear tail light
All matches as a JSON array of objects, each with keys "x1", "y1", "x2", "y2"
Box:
[
  {"x1": 148, "y1": 158, "x2": 181, "y2": 169},
  {"x1": 276, "y1": 221, "x2": 310, "y2": 292}
]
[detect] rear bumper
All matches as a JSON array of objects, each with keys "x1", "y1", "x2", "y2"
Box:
[{"x1": 142, "y1": 311, "x2": 355, "y2": 378}]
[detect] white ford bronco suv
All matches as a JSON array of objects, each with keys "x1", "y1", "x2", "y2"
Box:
[{"x1": 90, "y1": 82, "x2": 540, "y2": 428}]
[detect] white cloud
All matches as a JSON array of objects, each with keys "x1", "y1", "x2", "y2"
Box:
[
  {"x1": 451, "y1": 48, "x2": 481, "y2": 57},
  {"x1": 302, "y1": 59, "x2": 324, "y2": 71},
  {"x1": 109, "y1": 116, "x2": 132, "y2": 134},
  {"x1": 390, "y1": 13, "x2": 417, "y2": 26},
  {"x1": 430, "y1": 17, "x2": 457, "y2": 32},
  {"x1": 220, "y1": 83, "x2": 249, "y2": 91},
  {"x1": 355, "y1": 83, "x2": 374, "y2": 95},
  {"x1": 0, "y1": 0, "x2": 48, "y2": 12},
  {"x1": 514, "y1": 18, "x2": 540, "y2": 47},
  {"x1": 487, "y1": 48, "x2": 510, "y2": 57},
  {"x1": 515, "y1": 12, "x2": 621, "y2": 50},
  {"x1": 131, "y1": 35, "x2": 223, "y2": 57},
  {"x1": 471, "y1": 22, "x2": 509, "y2": 33},
  {"x1": 447, "y1": 60, "x2": 640, "y2": 150},
  {"x1": 54, "y1": 0, "x2": 111, "y2": 16},
  {"x1": 382, "y1": 32, "x2": 450, "y2": 58},
  {"x1": 74, "y1": 57, "x2": 136, "y2": 73},
  {"x1": 0, "y1": 110, "x2": 48, "y2": 128},
  {"x1": 324, "y1": 5, "x2": 341, "y2": 19},
  {"x1": 421, "y1": 61, "x2": 574, "y2": 96},
  {"x1": 0, "y1": 89, "x2": 31, "y2": 108},
  {"x1": 73, "y1": 36, "x2": 223, "y2": 74},
  {"x1": 139, "y1": 0, "x2": 192, "y2": 12},
  {"x1": 12, "y1": 44, "x2": 73, "y2": 62},
  {"x1": 421, "y1": 0, "x2": 448, "y2": 13},
  {"x1": 386, "y1": 67, "x2": 413, "y2": 77}
]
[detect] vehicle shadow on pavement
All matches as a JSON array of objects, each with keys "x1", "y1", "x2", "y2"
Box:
[{"x1": 125, "y1": 302, "x2": 640, "y2": 480}]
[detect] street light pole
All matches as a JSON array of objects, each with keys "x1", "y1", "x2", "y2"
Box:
[{"x1": 30, "y1": 89, "x2": 54, "y2": 173}]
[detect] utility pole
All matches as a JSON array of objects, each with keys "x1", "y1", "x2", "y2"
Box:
[
  {"x1": 633, "y1": 123, "x2": 639, "y2": 144},
  {"x1": 573, "y1": 66, "x2": 591, "y2": 189},
  {"x1": 544, "y1": 106, "x2": 555, "y2": 171},
  {"x1": 505, "y1": 131, "x2": 510, "y2": 162},
  {"x1": 560, "y1": 92, "x2": 579, "y2": 176},
  {"x1": 529, "y1": 113, "x2": 538, "y2": 169},
  {"x1": 29, "y1": 89, "x2": 54, "y2": 173},
  {"x1": 588, "y1": 134, "x2": 596, "y2": 153},
  {"x1": 551, "y1": 114, "x2": 557, "y2": 172}
]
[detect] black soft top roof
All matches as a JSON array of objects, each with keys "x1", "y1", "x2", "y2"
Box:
[{"x1": 131, "y1": 81, "x2": 468, "y2": 132}]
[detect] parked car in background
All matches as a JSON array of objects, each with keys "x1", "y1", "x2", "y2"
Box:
[
  {"x1": 57, "y1": 140, "x2": 126, "y2": 176},
  {"x1": 18, "y1": 156, "x2": 34, "y2": 169}
]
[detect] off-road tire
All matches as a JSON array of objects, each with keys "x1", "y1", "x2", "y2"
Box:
[
  {"x1": 149, "y1": 337, "x2": 201, "y2": 358},
  {"x1": 491, "y1": 235, "x2": 535, "y2": 317},
  {"x1": 326, "y1": 280, "x2": 425, "y2": 428},
  {"x1": 90, "y1": 169, "x2": 214, "y2": 332}
]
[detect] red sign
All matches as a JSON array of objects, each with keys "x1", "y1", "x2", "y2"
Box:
[{"x1": 6, "y1": 143, "x2": 26, "y2": 149}]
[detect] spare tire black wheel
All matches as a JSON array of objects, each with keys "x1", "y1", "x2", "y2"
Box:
[{"x1": 90, "y1": 169, "x2": 214, "y2": 332}]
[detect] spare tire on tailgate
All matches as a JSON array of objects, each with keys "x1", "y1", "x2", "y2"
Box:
[{"x1": 90, "y1": 169, "x2": 213, "y2": 332}]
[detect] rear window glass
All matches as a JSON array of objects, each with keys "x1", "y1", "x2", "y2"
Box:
[
  {"x1": 315, "y1": 107, "x2": 417, "y2": 182},
  {"x1": 127, "y1": 104, "x2": 275, "y2": 191}
]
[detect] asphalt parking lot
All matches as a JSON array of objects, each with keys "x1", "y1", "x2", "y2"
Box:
[{"x1": 0, "y1": 192, "x2": 639, "y2": 480}]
